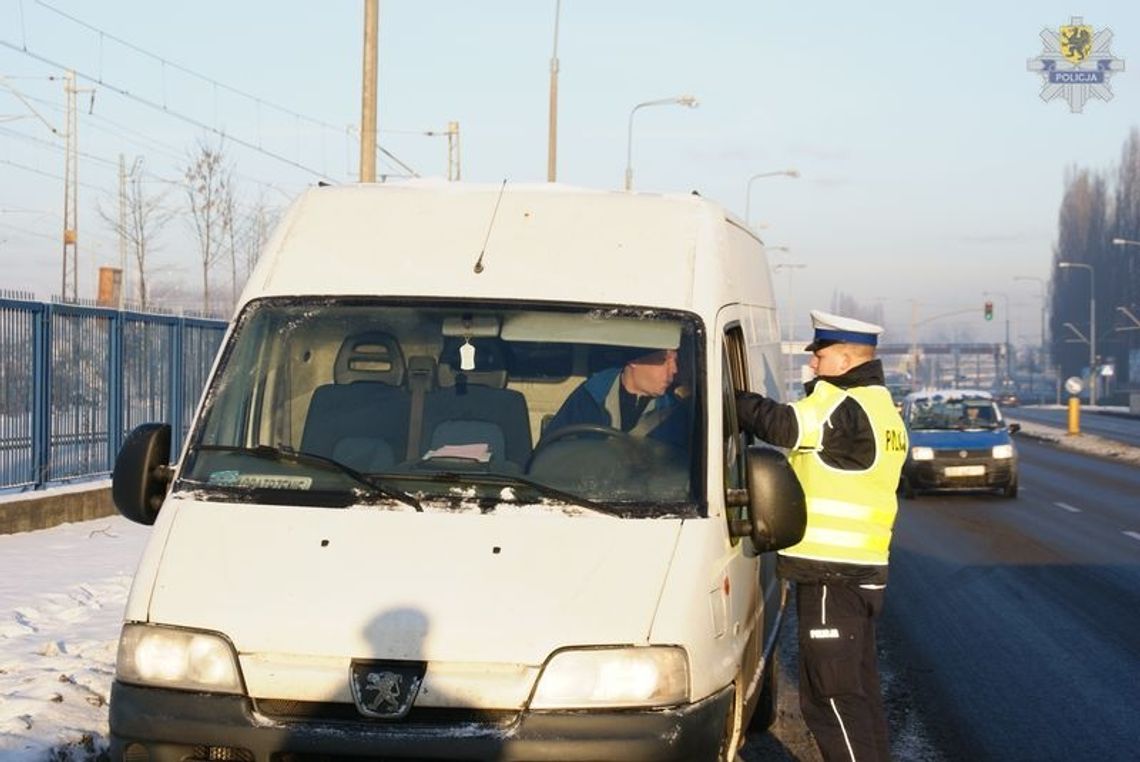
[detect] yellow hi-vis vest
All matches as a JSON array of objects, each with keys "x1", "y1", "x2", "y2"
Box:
[{"x1": 782, "y1": 381, "x2": 908, "y2": 566}]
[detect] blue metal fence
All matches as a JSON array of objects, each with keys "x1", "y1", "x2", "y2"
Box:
[{"x1": 0, "y1": 296, "x2": 227, "y2": 492}]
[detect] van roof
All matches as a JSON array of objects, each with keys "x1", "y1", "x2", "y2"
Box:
[{"x1": 239, "y1": 180, "x2": 772, "y2": 315}]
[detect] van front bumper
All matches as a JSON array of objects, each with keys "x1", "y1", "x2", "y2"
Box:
[{"x1": 109, "y1": 681, "x2": 733, "y2": 762}]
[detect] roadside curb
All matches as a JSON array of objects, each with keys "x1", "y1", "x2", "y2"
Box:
[
  {"x1": 0, "y1": 482, "x2": 115, "y2": 536},
  {"x1": 1008, "y1": 419, "x2": 1140, "y2": 467}
]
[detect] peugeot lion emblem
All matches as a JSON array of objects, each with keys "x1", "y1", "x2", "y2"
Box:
[
  {"x1": 959, "y1": 450, "x2": 968, "y2": 459},
  {"x1": 350, "y1": 661, "x2": 424, "y2": 719}
]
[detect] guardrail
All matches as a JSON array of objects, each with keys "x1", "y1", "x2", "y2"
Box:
[{"x1": 0, "y1": 296, "x2": 227, "y2": 492}]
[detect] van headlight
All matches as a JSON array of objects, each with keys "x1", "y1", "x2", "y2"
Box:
[
  {"x1": 530, "y1": 646, "x2": 688, "y2": 709},
  {"x1": 910, "y1": 446, "x2": 934, "y2": 461},
  {"x1": 116, "y1": 623, "x2": 243, "y2": 694},
  {"x1": 992, "y1": 444, "x2": 1014, "y2": 459}
]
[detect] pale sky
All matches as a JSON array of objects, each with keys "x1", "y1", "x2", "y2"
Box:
[{"x1": 1, "y1": 0, "x2": 1137, "y2": 347}]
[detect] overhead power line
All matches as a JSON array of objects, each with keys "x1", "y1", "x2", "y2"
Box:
[
  {"x1": 36, "y1": 0, "x2": 346, "y2": 135},
  {"x1": 0, "y1": 156, "x2": 108, "y2": 194},
  {"x1": 2, "y1": 89, "x2": 298, "y2": 199},
  {"x1": 1, "y1": 39, "x2": 416, "y2": 181},
  {"x1": 0, "y1": 123, "x2": 118, "y2": 169},
  {"x1": 0, "y1": 219, "x2": 61, "y2": 242},
  {"x1": 12, "y1": 2, "x2": 419, "y2": 178}
]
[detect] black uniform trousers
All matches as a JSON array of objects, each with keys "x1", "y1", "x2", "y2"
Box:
[{"x1": 795, "y1": 580, "x2": 890, "y2": 762}]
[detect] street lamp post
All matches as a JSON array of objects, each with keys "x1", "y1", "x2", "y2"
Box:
[
  {"x1": 1014, "y1": 275, "x2": 1047, "y2": 399},
  {"x1": 744, "y1": 169, "x2": 799, "y2": 227},
  {"x1": 1059, "y1": 261, "x2": 1096, "y2": 405},
  {"x1": 624, "y1": 95, "x2": 698, "y2": 191},
  {"x1": 1111, "y1": 237, "x2": 1140, "y2": 248}
]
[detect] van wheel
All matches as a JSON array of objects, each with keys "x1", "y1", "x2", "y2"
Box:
[
  {"x1": 901, "y1": 478, "x2": 916, "y2": 500},
  {"x1": 1002, "y1": 479, "x2": 1018, "y2": 499}
]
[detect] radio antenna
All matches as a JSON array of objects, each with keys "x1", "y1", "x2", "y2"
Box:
[{"x1": 473, "y1": 179, "x2": 507, "y2": 274}]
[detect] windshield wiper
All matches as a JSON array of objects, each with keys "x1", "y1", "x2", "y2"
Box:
[
  {"x1": 193, "y1": 444, "x2": 422, "y2": 511},
  {"x1": 408, "y1": 470, "x2": 618, "y2": 516}
]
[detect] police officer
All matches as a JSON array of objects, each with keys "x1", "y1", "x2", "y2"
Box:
[{"x1": 735, "y1": 309, "x2": 908, "y2": 762}]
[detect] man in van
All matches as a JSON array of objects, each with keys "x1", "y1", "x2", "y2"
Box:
[
  {"x1": 543, "y1": 347, "x2": 689, "y2": 446},
  {"x1": 734, "y1": 310, "x2": 907, "y2": 762}
]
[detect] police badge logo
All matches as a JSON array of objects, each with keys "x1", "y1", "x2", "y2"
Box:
[
  {"x1": 1027, "y1": 16, "x2": 1126, "y2": 113},
  {"x1": 1059, "y1": 23, "x2": 1092, "y2": 64}
]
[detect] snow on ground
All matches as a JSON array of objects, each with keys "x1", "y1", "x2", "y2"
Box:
[
  {"x1": 1008, "y1": 413, "x2": 1140, "y2": 467},
  {"x1": 0, "y1": 517, "x2": 150, "y2": 760}
]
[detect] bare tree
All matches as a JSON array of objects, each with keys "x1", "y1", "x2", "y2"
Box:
[
  {"x1": 98, "y1": 163, "x2": 174, "y2": 309},
  {"x1": 241, "y1": 195, "x2": 279, "y2": 279},
  {"x1": 220, "y1": 184, "x2": 239, "y2": 311},
  {"x1": 1114, "y1": 128, "x2": 1140, "y2": 244},
  {"x1": 183, "y1": 139, "x2": 232, "y2": 315},
  {"x1": 1051, "y1": 166, "x2": 1109, "y2": 379},
  {"x1": 219, "y1": 193, "x2": 281, "y2": 309},
  {"x1": 1110, "y1": 129, "x2": 1140, "y2": 388}
]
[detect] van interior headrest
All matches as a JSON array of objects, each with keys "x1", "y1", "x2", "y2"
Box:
[{"x1": 334, "y1": 331, "x2": 406, "y2": 386}]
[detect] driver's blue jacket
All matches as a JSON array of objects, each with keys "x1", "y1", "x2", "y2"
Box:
[{"x1": 543, "y1": 366, "x2": 690, "y2": 448}]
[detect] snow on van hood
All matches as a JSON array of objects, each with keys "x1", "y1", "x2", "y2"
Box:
[{"x1": 146, "y1": 499, "x2": 682, "y2": 666}]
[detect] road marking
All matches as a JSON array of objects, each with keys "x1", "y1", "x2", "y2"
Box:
[
  {"x1": 1124, "y1": 531, "x2": 1140, "y2": 543},
  {"x1": 1053, "y1": 502, "x2": 1081, "y2": 513}
]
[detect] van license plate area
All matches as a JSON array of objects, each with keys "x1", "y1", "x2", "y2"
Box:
[{"x1": 944, "y1": 465, "x2": 985, "y2": 477}]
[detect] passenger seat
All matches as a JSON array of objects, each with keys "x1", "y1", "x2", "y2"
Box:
[
  {"x1": 300, "y1": 332, "x2": 410, "y2": 472},
  {"x1": 418, "y1": 337, "x2": 532, "y2": 470}
]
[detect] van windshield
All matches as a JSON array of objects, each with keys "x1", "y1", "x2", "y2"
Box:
[{"x1": 180, "y1": 298, "x2": 704, "y2": 514}]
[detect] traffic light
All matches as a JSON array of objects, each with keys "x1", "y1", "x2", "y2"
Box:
[{"x1": 984, "y1": 300, "x2": 993, "y2": 321}]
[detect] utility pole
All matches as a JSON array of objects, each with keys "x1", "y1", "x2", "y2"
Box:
[
  {"x1": 118, "y1": 154, "x2": 127, "y2": 308},
  {"x1": 359, "y1": 0, "x2": 379, "y2": 182},
  {"x1": 546, "y1": 0, "x2": 561, "y2": 182},
  {"x1": 425, "y1": 122, "x2": 462, "y2": 180},
  {"x1": 909, "y1": 300, "x2": 919, "y2": 380},
  {"x1": 1090, "y1": 290, "x2": 1097, "y2": 406},
  {"x1": 447, "y1": 121, "x2": 461, "y2": 181},
  {"x1": 61, "y1": 70, "x2": 78, "y2": 301}
]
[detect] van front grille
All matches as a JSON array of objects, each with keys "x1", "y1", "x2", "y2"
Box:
[{"x1": 254, "y1": 698, "x2": 518, "y2": 728}]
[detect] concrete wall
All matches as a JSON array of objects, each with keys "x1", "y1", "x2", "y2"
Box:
[{"x1": 0, "y1": 483, "x2": 116, "y2": 535}]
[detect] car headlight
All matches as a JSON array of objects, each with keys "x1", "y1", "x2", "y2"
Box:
[
  {"x1": 992, "y1": 444, "x2": 1014, "y2": 459},
  {"x1": 910, "y1": 446, "x2": 934, "y2": 461},
  {"x1": 531, "y1": 646, "x2": 689, "y2": 709},
  {"x1": 116, "y1": 623, "x2": 243, "y2": 694}
]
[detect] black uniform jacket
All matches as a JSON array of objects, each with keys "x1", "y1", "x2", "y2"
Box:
[{"x1": 735, "y1": 359, "x2": 891, "y2": 585}]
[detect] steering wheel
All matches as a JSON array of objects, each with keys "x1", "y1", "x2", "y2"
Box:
[
  {"x1": 527, "y1": 423, "x2": 642, "y2": 471},
  {"x1": 537, "y1": 423, "x2": 633, "y2": 447}
]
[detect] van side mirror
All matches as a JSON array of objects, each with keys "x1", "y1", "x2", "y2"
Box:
[
  {"x1": 729, "y1": 446, "x2": 806, "y2": 552},
  {"x1": 1008, "y1": 422, "x2": 1021, "y2": 434},
  {"x1": 112, "y1": 423, "x2": 174, "y2": 525}
]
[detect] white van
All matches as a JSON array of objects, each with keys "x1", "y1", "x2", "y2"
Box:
[{"x1": 109, "y1": 181, "x2": 805, "y2": 762}]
